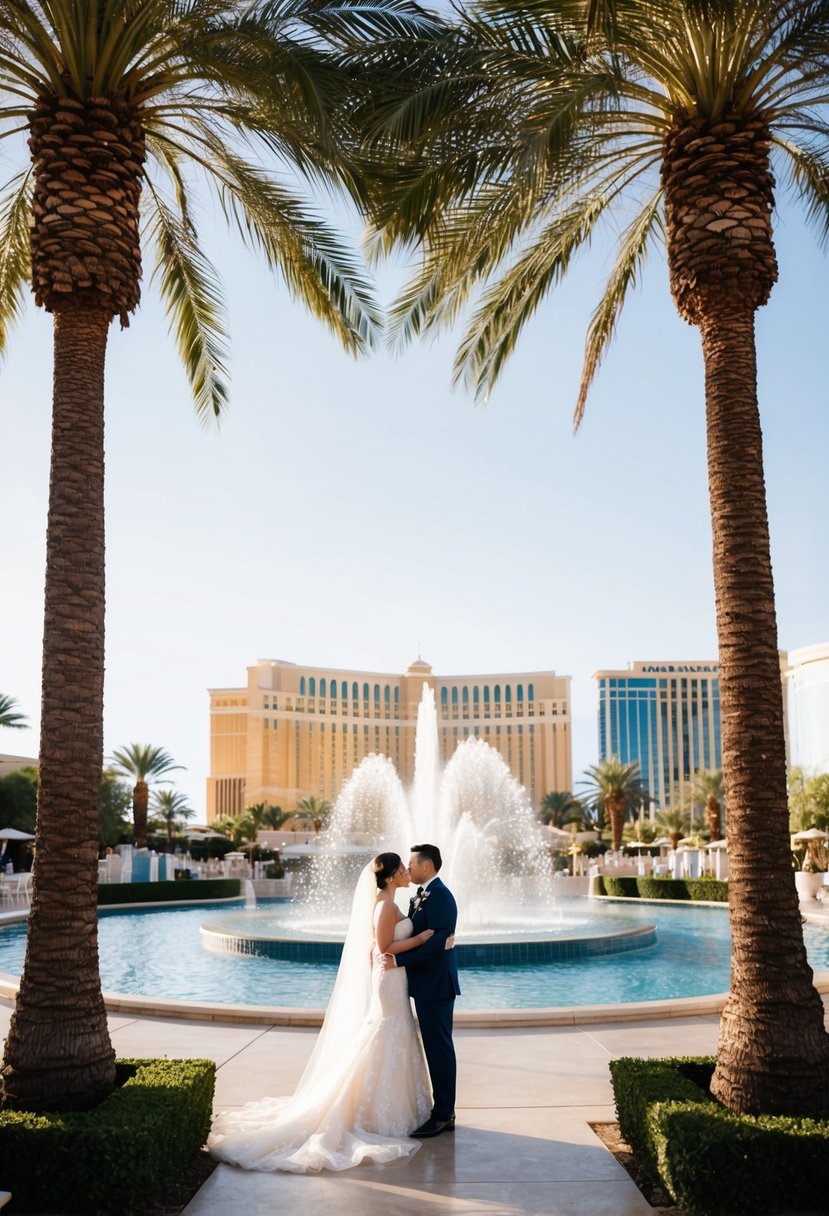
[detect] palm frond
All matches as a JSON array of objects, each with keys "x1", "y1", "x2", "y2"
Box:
[
  {"x1": 776, "y1": 134, "x2": 829, "y2": 249},
  {"x1": 0, "y1": 168, "x2": 32, "y2": 359},
  {"x1": 143, "y1": 174, "x2": 230, "y2": 421},
  {"x1": 574, "y1": 187, "x2": 662, "y2": 428},
  {"x1": 200, "y1": 134, "x2": 381, "y2": 354}
]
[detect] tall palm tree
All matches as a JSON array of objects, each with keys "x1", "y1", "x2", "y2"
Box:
[
  {"x1": 579, "y1": 759, "x2": 648, "y2": 852},
  {"x1": 539, "y1": 789, "x2": 584, "y2": 828},
  {"x1": 150, "y1": 787, "x2": 195, "y2": 848},
  {"x1": 0, "y1": 696, "x2": 28, "y2": 730},
  {"x1": 694, "y1": 769, "x2": 725, "y2": 841},
  {"x1": 0, "y1": 0, "x2": 435, "y2": 1113},
  {"x1": 373, "y1": 0, "x2": 829, "y2": 1115},
  {"x1": 111, "y1": 744, "x2": 183, "y2": 850}
]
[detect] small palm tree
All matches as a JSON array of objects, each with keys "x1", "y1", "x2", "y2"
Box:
[
  {"x1": 694, "y1": 770, "x2": 725, "y2": 841},
  {"x1": 0, "y1": 696, "x2": 28, "y2": 730},
  {"x1": 213, "y1": 813, "x2": 255, "y2": 850},
  {"x1": 539, "y1": 790, "x2": 585, "y2": 829},
  {"x1": 580, "y1": 760, "x2": 649, "y2": 852},
  {"x1": 656, "y1": 808, "x2": 690, "y2": 851},
  {"x1": 294, "y1": 796, "x2": 332, "y2": 831},
  {"x1": 260, "y1": 804, "x2": 289, "y2": 830},
  {"x1": 111, "y1": 745, "x2": 183, "y2": 851},
  {"x1": 150, "y1": 788, "x2": 195, "y2": 848}
]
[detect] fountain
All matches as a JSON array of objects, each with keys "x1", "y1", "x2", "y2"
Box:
[{"x1": 201, "y1": 686, "x2": 655, "y2": 962}]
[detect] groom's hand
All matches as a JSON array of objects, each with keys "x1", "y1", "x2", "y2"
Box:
[{"x1": 379, "y1": 952, "x2": 396, "y2": 972}]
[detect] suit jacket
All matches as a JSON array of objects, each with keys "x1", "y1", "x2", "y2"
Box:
[{"x1": 399, "y1": 876, "x2": 460, "y2": 1000}]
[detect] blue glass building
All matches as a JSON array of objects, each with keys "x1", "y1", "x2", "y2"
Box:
[{"x1": 594, "y1": 661, "x2": 721, "y2": 810}]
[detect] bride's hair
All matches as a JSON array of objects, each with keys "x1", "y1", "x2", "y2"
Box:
[{"x1": 372, "y1": 852, "x2": 401, "y2": 890}]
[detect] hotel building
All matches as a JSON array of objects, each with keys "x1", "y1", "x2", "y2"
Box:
[
  {"x1": 594, "y1": 660, "x2": 722, "y2": 810},
  {"x1": 207, "y1": 657, "x2": 572, "y2": 820},
  {"x1": 785, "y1": 642, "x2": 829, "y2": 774}
]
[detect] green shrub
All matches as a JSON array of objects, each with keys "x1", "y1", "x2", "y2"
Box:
[
  {"x1": 610, "y1": 1056, "x2": 829, "y2": 1215},
  {"x1": 685, "y1": 876, "x2": 729, "y2": 902},
  {"x1": 97, "y1": 878, "x2": 240, "y2": 904},
  {"x1": 0, "y1": 1058, "x2": 215, "y2": 1215},
  {"x1": 602, "y1": 876, "x2": 640, "y2": 897},
  {"x1": 595, "y1": 876, "x2": 728, "y2": 902},
  {"x1": 636, "y1": 877, "x2": 690, "y2": 900}
]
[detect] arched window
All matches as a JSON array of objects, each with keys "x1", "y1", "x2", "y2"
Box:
[
  {"x1": 309, "y1": 677, "x2": 316, "y2": 697},
  {"x1": 352, "y1": 681, "x2": 359, "y2": 701},
  {"x1": 394, "y1": 688, "x2": 399, "y2": 704},
  {"x1": 363, "y1": 682, "x2": 369, "y2": 701},
  {"x1": 342, "y1": 681, "x2": 348, "y2": 700},
  {"x1": 452, "y1": 687, "x2": 458, "y2": 705},
  {"x1": 300, "y1": 676, "x2": 306, "y2": 696},
  {"x1": 473, "y1": 686, "x2": 480, "y2": 704},
  {"x1": 517, "y1": 683, "x2": 524, "y2": 702},
  {"x1": 384, "y1": 685, "x2": 390, "y2": 704},
  {"x1": 441, "y1": 687, "x2": 448, "y2": 705},
  {"x1": 374, "y1": 684, "x2": 380, "y2": 703},
  {"x1": 494, "y1": 685, "x2": 501, "y2": 703},
  {"x1": 320, "y1": 678, "x2": 327, "y2": 698},
  {"x1": 505, "y1": 685, "x2": 512, "y2": 703},
  {"x1": 462, "y1": 687, "x2": 469, "y2": 704},
  {"x1": 484, "y1": 686, "x2": 490, "y2": 704},
  {"x1": 528, "y1": 683, "x2": 535, "y2": 701}
]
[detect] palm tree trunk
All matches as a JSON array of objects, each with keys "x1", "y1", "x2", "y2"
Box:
[
  {"x1": 133, "y1": 779, "x2": 149, "y2": 849},
  {"x1": 1, "y1": 308, "x2": 116, "y2": 1110},
  {"x1": 606, "y1": 794, "x2": 625, "y2": 851},
  {"x1": 701, "y1": 303, "x2": 829, "y2": 1115}
]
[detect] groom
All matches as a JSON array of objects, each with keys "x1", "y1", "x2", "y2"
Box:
[{"x1": 386, "y1": 843, "x2": 460, "y2": 1138}]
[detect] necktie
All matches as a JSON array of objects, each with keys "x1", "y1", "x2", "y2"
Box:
[{"x1": 417, "y1": 886, "x2": 424, "y2": 898}]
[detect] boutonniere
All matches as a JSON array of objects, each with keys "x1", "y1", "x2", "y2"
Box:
[{"x1": 416, "y1": 890, "x2": 431, "y2": 909}]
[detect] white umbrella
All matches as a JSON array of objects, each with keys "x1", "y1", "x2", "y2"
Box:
[
  {"x1": 0, "y1": 828, "x2": 35, "y2": 840},
  {"x1": 706, "y1": 839, "x2": 728, "y2": 849},
  {"x1": 792, "y1": 828, "x2": 829, "y2": 841}
]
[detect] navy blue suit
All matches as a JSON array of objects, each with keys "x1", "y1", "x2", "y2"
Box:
[{"x1": 399, "y1": 877, "x2": 460, "y2": 1121}]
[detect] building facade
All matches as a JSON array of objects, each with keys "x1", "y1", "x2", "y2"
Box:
[
  {"x1": 785, "y1": 642, "x2": 829, "y2": 774},
  {"x1": 208, "y1": 657, "x2": 572, "y2": 820},
  {"x1": 594, "y1": 660, "x2": 722, "y2": 809}
]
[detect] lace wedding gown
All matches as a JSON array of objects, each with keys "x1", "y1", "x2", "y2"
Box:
[{"x1": 208, "y1": 912, "x2": 432, "y2": 1173}]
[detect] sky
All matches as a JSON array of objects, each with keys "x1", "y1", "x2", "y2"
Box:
[{"x1": 1, "y1": 176, "x2": 828, "y2": 819}]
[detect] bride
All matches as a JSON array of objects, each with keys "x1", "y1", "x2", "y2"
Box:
[{"x1": 208, "y1": 852, "x2": 445, "y2": 1173}]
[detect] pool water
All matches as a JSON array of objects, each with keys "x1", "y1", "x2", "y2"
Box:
[{"x1": 0, "y1": 898, "x2": 827, "y2": 1010}]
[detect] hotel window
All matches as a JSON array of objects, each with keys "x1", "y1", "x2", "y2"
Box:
[
  {"x1": 441, "y1": 687, "x2": 448, "y2": 706},
  {"x1": 353, "y1": 681, "x2": 359, "y2": 701},
  {"x1": 452, "y1": 687, "x2": 458, "y2": 705},
  {"x1": 517, "y1": 684, "x2": 523, "y2": 702},
  {"x1": 462, "y1": 687, "x2": 469, "y2": 704},
  {"x1": 528, "y1": 683, "x2": 534, "y2": 701},
  {"x1": 473, "y1": 686, "x2": 479, "y2": 705},
  {"x1": 342, "y1": 681, "x2": 348, "y2": 700},
  {"x1": 320, "y1": 678, "x2": 327, "y2": 698},
  {"x1": 384, "y1": 685, "x2": 390, "y2": 704},
  {"x1": 300, "y1": 677, "x2": 306, "y2": 696},
  {"x1": 309, "y1": 677, "x2": 316, "y2": 697},
  {"x1": 505, "y1": 686, "x2": 511, "y2": 704},
  {"x1": 363, "y1": 683, "x2": 370, "y2": 701},
  {"x1": 374, "y1": 684, "x2": 380, "y2": 704}
]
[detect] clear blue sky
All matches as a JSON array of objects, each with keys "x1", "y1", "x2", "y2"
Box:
[{"x1": 1, "y1": 182, "x2": 827, "y2": 816}]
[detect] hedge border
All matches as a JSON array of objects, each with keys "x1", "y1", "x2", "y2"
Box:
[
  {"x1": 97, "y1": 878, "x2": 241, "y2": 905},
  {"x1": 0, "y1": 1057, "x2": 215, "y2": 1215},
  {"x1": 597, "y1": 875, "x2": 728, "y2": 901},
  {"x1": 610, "y1": 1056, "x2": 829, "y2": 1216}
]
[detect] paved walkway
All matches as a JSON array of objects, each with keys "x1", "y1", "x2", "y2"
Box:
[{"x1": 0, "y1": 1000, "x2": 727, "y2": 1215}]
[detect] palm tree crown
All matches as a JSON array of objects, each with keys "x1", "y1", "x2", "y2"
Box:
[
  {"x1": 579, "y1": 759, "x2": 648, "y2": 851},
  {"x1": 0, "y1": 695, "x2": 28, "y2": 730}
]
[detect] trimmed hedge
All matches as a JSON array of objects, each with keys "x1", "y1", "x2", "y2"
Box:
[
  {"x1": 610, "y1": 1056, "x2": 829, "y2": 1216},
  {"x1": 97, "y1": 878, "x2": 240, "y2": 905},
  {"x1": 0, "y1": 1057, "x2": 215, "y2": 1214},
  {"x1": 597, "y1": 876, "x2": 728, "y2": 901}
]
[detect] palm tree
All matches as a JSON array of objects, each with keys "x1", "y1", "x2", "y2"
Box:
[
  {"x1": 213, "y1": 813, "x2": 255, "y2": 850},
  {"x1": 694, "y1": 770, "x2": 725, "y2": 841},
  {"x1": 294, "y1": 795, "x2": 332, "y2": 831},
  {"x1": 373, "y1": 0, "x2": 829, "y2": 1115},
  {"x1": 0, "y1": 696, "x2": 28, "y2": 730},
  {"x1": 150, "y1": 788, "x2": 196, "y2": 848},
  {"x1": 579, "y1": 759, "x2": 648, "y2": 852},
  {"x1": 538, "y1": 790, "x2": 584, "y2": 828},
  {"x1": 656, "y1": 808, "x2": 690, "y2": 851},
  {"x1": 0, "y1": 0, "x2": 434, "y2": 1114},
  {"x1": 111, "y1": 744, "x2": 183, "y2": 851},
  {"x1": 260, "y1": 804, "x2": 289, "y2": 830}
]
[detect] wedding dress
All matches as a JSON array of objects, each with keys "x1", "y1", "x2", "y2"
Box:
[{"x1": 208, "y1": 868, "x2": 431, "y2": 1173}]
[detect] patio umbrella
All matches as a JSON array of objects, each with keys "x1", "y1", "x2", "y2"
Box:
[
  {"x1": 0, "y1": 828, "x2": 35, "y2": 840},
  {"x1": 792, "y1": 828, "x2": 829, "y2": 841},
  {"x1": 706, "y1": 839, "x2": 728, "y2": 849}
]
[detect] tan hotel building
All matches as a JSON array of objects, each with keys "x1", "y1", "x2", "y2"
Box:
[{"x1": 207, "y1": 657, "x2": 572, "y2": 820}]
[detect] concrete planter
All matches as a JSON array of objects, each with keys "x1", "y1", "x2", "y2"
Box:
[{"x1": 794, "y1": 870, "x2": 825, "y2": 901}]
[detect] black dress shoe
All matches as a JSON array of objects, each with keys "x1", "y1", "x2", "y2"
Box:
[{"x1": 410, "y1": 1116, "x2": 456, "y2": 1138}]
